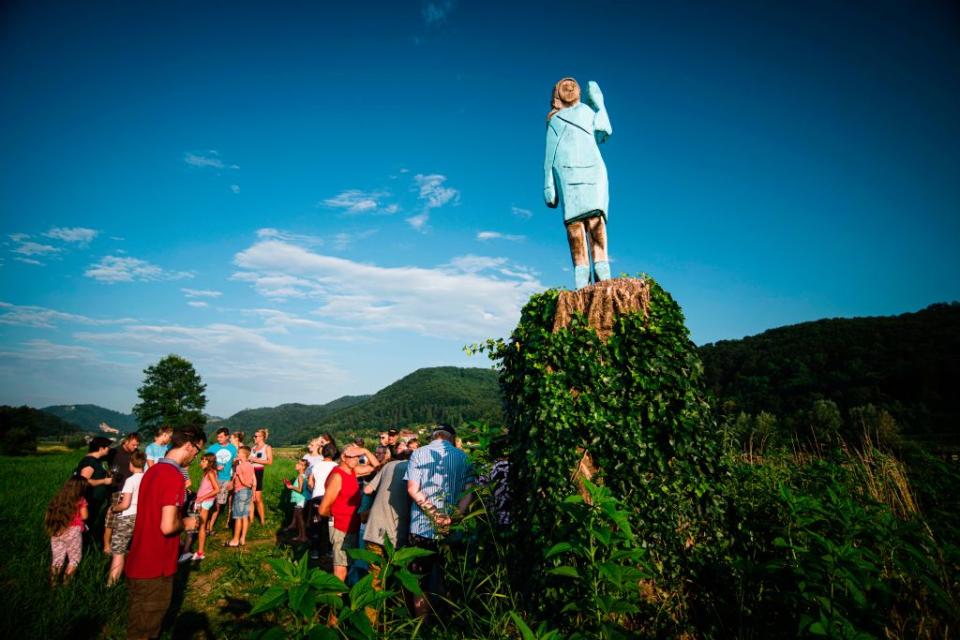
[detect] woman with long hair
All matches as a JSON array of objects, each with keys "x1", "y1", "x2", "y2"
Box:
[{"x1": 250, "y1": 429, "x2": 273, "y2": 526}]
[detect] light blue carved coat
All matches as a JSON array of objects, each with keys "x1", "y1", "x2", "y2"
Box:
[{"x1": 543, "y1": 82, "x2": 613, "y2": 223}]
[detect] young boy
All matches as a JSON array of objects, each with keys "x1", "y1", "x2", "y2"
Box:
[
  {"x1": 145, "y1": 427, "x2": 173, "y2": 469},
  {"x1": 226, "y1": 446, "x2": 256, "y2": 547},
  {"x1": 107, "y1": 450, "x2": 146, "y2": 585}
]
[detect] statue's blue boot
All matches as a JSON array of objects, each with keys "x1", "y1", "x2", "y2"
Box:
[
  {"x1": 574, "y1": 265, "x2": 591, "y2": 289},
  {"x1": 594, "y1": 260, "x2": 611, "y2": 281}
]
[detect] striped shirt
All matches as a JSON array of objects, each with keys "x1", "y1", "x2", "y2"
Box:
[{"x1": 404, "y1": 438, "x2": 475, "y2": 539}]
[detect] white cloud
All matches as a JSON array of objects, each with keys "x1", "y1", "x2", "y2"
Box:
[
  {"x1": 184, "y1": 151, "x2": 225, "y2": 169},
  {"x1": 0, "y1": 301, "x2": 136, "y2": 328},
  {"x1": 407, "y1": 174, "x2": 459, "y2": 231},
  {"x1": 74, "y1": 322, "x2": 342, "y2": 391},
  {"x1": 422, "y1": 0, "x2": 457, "y2": 25},
  {"x1": 181, "y1": 288, "x2": 223, "y2": 298},
  {"x1": 44, "y1": 227, "x2": 99, "y2": 245},
  {"x1": 187, "y1": 301, "x2": 209, "y2": 308},
  {"x1": 414, "y1": 174, "x2": 458, "y2": 209},
  {"x1": 405, "y1": 212, "x2": 430, "y2": 231},
  {"x1": 230, "y1": 184, "x2": 240, "y2": 194},
  {"x1": 322, "y1": 189, "x2": 396, "y2": 214},
  {"x1": 477, "y1": 231, "x2": 525, "y2": 242},
  {"x1": 13, "y1": 240, "x2": 60, "y2": 256},
  {"x1": 85, "y1": 256, "x2": 195, "y2": 283},
  {"x1": 232, "y1": 239, "x2": 542, "y2": 339},
  {"x1": 9, "y1": 233, "x2": 29, "y2": 243},
  {"x1": 0, "y1": 339, "x2": 101, "y2": 362},
  {"x1": 512, "y1": 206, "x2": 533, "y2": 219},
  {"x1": 257, "y1": 228, "x2": 325, "y2": 246},
  {"x1": 13, "y1": 257, "x2": 43, "y2": 266}
]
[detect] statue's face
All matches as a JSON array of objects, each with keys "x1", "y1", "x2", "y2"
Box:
[{"x1": 557, "y1": 79, "x2": 580, "y2": 106}]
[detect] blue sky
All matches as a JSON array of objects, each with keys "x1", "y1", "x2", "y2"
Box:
[{"x1": 1, "y1": 1, "x2": 958, "y2": 417}]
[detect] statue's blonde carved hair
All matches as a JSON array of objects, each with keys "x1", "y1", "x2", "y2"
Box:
[{"x1": 548, "y1": 77, "x2": 580, "y2": 121}]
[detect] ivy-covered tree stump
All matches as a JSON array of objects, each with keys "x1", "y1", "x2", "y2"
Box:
[{"x1": 488, "y1": 277, "x2": 725, "y2": 620}]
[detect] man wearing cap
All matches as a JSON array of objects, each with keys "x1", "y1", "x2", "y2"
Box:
[{"x1": 404, "y1": 423, "x2": 475, "y2": 618}]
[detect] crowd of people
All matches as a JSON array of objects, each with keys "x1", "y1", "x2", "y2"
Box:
[{"x1": 43, "y1": 422, "x2": 481, "y2": 639}]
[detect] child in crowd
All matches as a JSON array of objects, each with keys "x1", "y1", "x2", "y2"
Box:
[
  {"x1": 225, "y1": 431, "x2": 244, "y2": 524},
  {"x1": 144, "y1": 426, "x2": 173, "y2": 468},
  {"x1": 107, "y1": 450, "x2": 146, "y2": 585},
  {"x1": 284, "y1": 459, "x2": 308, "y2": 542},
  {"x1": 193, "y1": 453, "x2": 220, "y2": 561},
  {"x1": 45, "y1": 477, "x2": 88, "y2": 586},
  {"x1": 226, "y1": 446, "x2": 256, "y2": 548}
]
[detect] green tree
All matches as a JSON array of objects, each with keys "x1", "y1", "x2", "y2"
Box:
[{"x1": 132, "y1": 354, "x2": 207, "y2": 432}]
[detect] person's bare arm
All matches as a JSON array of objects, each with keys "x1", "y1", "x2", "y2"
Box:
[
  {"x1": 407, "y1": 479, "x2": 450, "y2": 526},
  {"x1": 307, "y1": 473, "x2": 315, "y2": 491},
  {"x1": 317, "y1": 473, "x2": 342, "y2": 517},
  {"x1": 112, "y1": 493, "x2": 133, "y2": 512},
  {"x1": 80, "y1": 503, "x2": 89, "y2": 521},
  {"x1": 261, "y1": 445, "x2": 273, "y2": 466},
  {"x1": 80, "y1": 465, "x2": 112, "y2": 487},
  {"x1": 159, "y1": 504, "x2": 182, "y2": 536},
  {"x1": 456, "y1": 482, "x2": 475, "y2": 517}
]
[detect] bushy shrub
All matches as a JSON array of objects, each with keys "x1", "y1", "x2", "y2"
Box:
[{"x1": 479, "y1": 278, "x2": 727, "y2": 633}]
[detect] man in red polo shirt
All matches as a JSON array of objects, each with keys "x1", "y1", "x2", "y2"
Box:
[
  {"x1": 318, "y1": 443, "x2": 379, "y2": 582},
  {"x1": 125, "y1": 425, "x2": 205, "y2": 640}
]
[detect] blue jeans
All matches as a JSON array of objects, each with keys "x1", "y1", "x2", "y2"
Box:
[{"x1": 232, "y1": 488, "x2": 252, "y2": 519}]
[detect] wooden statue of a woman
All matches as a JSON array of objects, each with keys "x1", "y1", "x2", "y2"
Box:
[{"x1": 543, "y1": 77, "x2": 613, "y2": 289}]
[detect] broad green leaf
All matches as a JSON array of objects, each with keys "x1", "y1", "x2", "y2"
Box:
[
  {"x1": 346, "y1": 548, "x2": 382, "y2": 566},
  {"x1": 309, "y1": 571, "x2": 348, "y2": 593},
  {"x1": 509, "y1": 611, "x2": 536, "y2": 640},
  {"x1": 250, "y1": 586, "x2": 287, "y2": 615},
  {"x1": 544, "y1": 542, "x2": 574, "y2": 559},
  {"x1": 547, "y1": 566, "x2": 579, "y2": 579},
  {"x1": 393, "y1": 546, "x2": 435, "y2": 565}
]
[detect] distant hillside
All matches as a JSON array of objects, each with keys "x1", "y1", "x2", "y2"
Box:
[
  {"x1": 42, "y1": 404, "x2": 139, "y2": 433},
  {"x1": 698, "y1": 302, "x2": 960, "y2": 444},
  {"x1": 291, "y1": 366, "x2": 503, "y2": 444},
  {"x1": 1, "y1": 405, "x2": 84, "y2": 454},
  {"x1": 222, "y1": 396, "x2": 370, "y2": 445}
]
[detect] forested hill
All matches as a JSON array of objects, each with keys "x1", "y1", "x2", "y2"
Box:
[
  {"x1": 698, "y1": 302, "x2": 960, "y2": 444},
  {"x1": 290, "y1": 366, "x2": 503, "y2": 444},
  {"x1": 221, "y1": 395, "x2": 370, "y2": 444},
  {"x1": 42, "y1": 404, "x2": 138, "y2": 433}
]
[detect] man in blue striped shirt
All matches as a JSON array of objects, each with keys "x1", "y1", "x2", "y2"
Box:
[{"x1": 405, "y1": 424, "x2": 474, "y2": 618}]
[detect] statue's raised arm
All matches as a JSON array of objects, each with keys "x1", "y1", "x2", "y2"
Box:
[{"x1": 543, "y1": 77, "x2": 613, "y2": 289}]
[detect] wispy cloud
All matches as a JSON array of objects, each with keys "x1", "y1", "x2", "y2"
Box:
[
  {"x1": 44, "y1": 227, "x2": 99, "y2": 245},
  {"x1": 85, "y1": 256, "x2": 195, "y2": 284},
  {"x1": 10, "y1": 237, "x2": 60, "y2": 256},
  {"x1": 181, "y1": 288, "x2": 223, "y2": 298},
  {"x1": 406, "y1": 173, "x2": 459, "y2": 231},
  {"x1": 232, "y1": 239, "x2": 542, "y2": 339},
  {"x1": 0, "y1": 301, "x2": 136, "y2": 329},
  {"x1": 187, "y1": 301, "x2": 209, "y2": 308},
  {"x1": 332, "y1": 229, "x2": 378, "y2": 251},
  {"x1": 257, "y1": 228, "x2": 325, "y2": 246},
  {"x1": 322, "y1": 189, "x2": 397, "y2": 215},
  {"x1": 477, "y1": 231, "x2": 525, "y2": 242},
  {"x1": 512, "y1": 206, "x2": 533, "y2": 219},
  {"x1": 74, "y1": 322, "x2": 343, "y2": 394},
  {"x1": 13, "y1": 257, "x2": 44, "y2": 266},
  {"x1": 422, "y1": 0, "x2": 457, "y2": 25},
  {"x1": 184, "y1": 151, "x2": 225, "y2": 169},
  {"x1": 230, "y1": 184, "x2": 240, "y2": 194}
]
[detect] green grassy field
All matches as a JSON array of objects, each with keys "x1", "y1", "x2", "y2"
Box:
[{"x1": 0, "y1": 448, "x2": 301, "y2": 639}]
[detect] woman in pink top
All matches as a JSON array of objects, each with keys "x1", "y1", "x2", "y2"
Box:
[{"x1": 250, "y1": 429, "x2": 273, "y2": 525}]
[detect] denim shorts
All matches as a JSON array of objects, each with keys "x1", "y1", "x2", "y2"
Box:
[{"x1": 232, "y1": 488, "x2": 252, "y2": 519}]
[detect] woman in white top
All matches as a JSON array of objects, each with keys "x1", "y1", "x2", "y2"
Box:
[{"x1": 250, "y1": 429, "x2": 273, "y2": 526}]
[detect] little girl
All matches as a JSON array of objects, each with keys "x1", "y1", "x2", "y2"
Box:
[
  {"x1": 193, "y1": 453, "x2": 220, "y2": 561},
  {"x1": 45, "y1": 476, "x2": 88, "y2": 585},
  {"x1": 284, "y1": 459, "x2": 308, "y2": 542}
]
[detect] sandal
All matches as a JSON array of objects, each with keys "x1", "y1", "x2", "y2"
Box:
[{"x1": 224, "y1": 541, "x2": 241, "y2": 548}]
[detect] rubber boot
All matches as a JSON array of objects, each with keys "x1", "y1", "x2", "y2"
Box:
[
  {"x1": 594, "y1": 260, "x2": 611, "y2": 281},
  {"x1": 574, "y1": 265, "x2": 590, "y2": 289}
]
